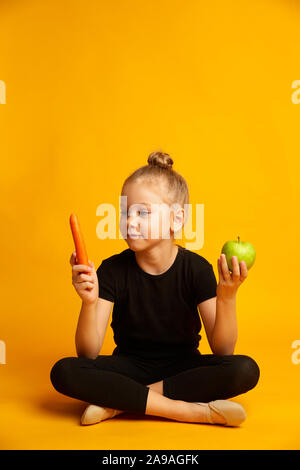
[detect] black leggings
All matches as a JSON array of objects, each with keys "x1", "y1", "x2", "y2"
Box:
[{"x1": 50, "y1": 352, "x2": 260, "y2": 415}]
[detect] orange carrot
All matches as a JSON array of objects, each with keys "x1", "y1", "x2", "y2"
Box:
[{"x1": 69, "y1": 213, "x2": 89, "y2": 272}]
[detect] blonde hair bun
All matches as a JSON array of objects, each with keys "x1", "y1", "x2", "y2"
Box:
[{"x1": 147, "y1": 151, "x2": 173, "y2": 170}]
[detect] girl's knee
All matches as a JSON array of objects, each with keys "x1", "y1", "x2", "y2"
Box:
[
  {"x1": 50, "y1": 356, "x2": 79, "y2": 393},
  {"x1": 233, "y1": 355, "x2": 260, "y2": 392}
]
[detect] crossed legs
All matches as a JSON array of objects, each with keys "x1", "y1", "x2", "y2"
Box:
[
  {"x1": 50, "y1": 354, "x2": 260, "y2": 424},
  {"x1": 88, "y1": 379, "x2": 225, "y2": 424}
]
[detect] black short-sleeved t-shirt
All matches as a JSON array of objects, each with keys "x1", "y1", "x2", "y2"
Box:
[{"x1": 96, "y1": 244, "x2": 217, "y2": 359}]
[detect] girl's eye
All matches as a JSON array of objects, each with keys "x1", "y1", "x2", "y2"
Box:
[{"x1": 121, "y1": 210, "x2": 150, "y2": 217}]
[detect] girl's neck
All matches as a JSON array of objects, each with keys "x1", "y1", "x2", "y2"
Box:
[{"x1": 134, "y1": 242, "x2": 179, "y2": 276}]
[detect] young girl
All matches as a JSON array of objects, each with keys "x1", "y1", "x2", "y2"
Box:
[{"x1": 50, "y1": 151, "x2": 260, "y2": 427}]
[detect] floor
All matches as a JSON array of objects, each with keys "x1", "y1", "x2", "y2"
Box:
[{"x1": 1, "y1": 349, "x2": 299, "y2": 450}]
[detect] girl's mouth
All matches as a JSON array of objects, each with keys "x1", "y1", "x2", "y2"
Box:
[{"x1": 128, "y1": 233, "x2": 143, "y2": 239}]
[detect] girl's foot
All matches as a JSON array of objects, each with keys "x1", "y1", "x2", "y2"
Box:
[
  {"x1": 81, "y1": 404, "x2": 125, "y2": 425},
  {"x1": 192, "y1": 400, "x2": 246, "y2": 426}
]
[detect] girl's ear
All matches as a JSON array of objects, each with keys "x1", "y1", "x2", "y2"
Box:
[{"x1": 171, "y1": 208, "x2": 184, "y2": 233}]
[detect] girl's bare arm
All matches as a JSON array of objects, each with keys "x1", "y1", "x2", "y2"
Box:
[{"x1": 199, "y1": 254, "x2": 248, "y2": 355}]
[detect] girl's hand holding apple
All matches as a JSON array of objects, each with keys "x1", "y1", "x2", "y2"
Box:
[
  {"x1": 70, "y1": 251, "x2": 99, "y2": 305},
  {"x1": 216, "y1": 253, "x2": 248, "y2": 300}
]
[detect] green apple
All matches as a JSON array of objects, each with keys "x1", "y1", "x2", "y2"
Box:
[{"x1": 221, "y1": 236, "x2": 256, "y2": 272}]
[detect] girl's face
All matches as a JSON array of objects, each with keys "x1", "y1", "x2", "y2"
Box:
[{"x1": 120, "y1": 181, "x2": 178, "y2": 249}]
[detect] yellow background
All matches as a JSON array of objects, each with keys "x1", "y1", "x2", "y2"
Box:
[{"x1": 0, "y1": 0, "x2": 299, "y2": 449}]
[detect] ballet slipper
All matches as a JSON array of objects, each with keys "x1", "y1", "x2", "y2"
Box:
[
  {"x1": 193, "y1": 399, "x2": 246, "y2": 427},
  {"x1": 81, "y1": 404, "x2": 121, "y2": 425}
]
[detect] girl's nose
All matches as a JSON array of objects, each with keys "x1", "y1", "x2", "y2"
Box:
[{"x1": 127, "y1": 216, "x2": 139, "y2": 228}]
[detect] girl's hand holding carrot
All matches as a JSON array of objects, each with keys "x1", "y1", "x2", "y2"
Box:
[{"x1": 70, "y1": 252, "x2": 99, "y2": 305}]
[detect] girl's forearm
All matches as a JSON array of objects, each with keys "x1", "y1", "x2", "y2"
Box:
[
  {"x1": 75, "y1": 300, "x2": 101, "y2": 359},
  {"x1": 210, "y1": 296, "x2": 238, "y2": 355}
]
